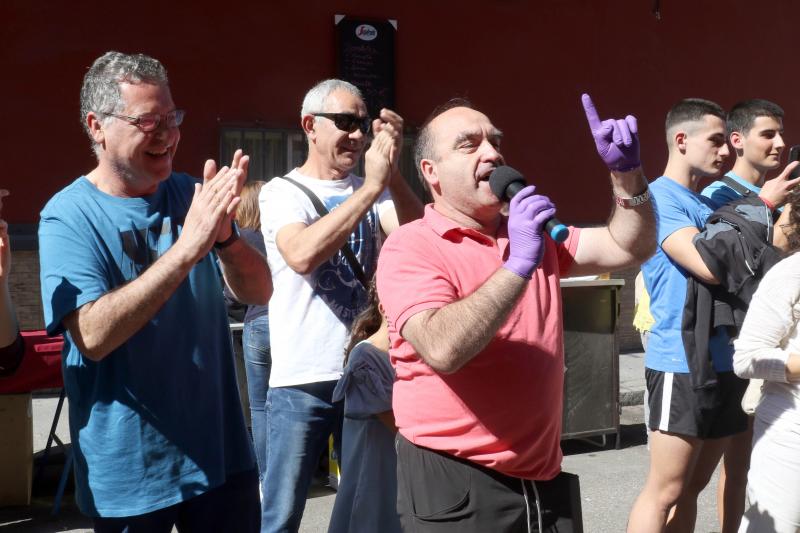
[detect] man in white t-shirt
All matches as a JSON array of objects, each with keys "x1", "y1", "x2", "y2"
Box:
[{"x1": 258, "y1": 79, "x2": 422, "y2": 532}]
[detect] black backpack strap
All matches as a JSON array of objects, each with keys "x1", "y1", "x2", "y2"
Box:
[
  {"x1": 278, "y1": 176, "x2": 368, "y2": 288},
  {"x1": 720, "y1": 175, "x2": 753, "y2": 198}
]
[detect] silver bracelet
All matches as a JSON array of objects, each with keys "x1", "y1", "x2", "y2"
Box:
[{"x1": 614, "y1": 187, "x2": 651, "y2": 208}]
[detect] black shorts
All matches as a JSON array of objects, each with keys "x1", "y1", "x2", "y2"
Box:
[
  {"x1": 645, "y1": 369, "x2": 748, "y2": 439},
  {"x1": 395, "y1": 434, "x2": 580, "y2": 533}
]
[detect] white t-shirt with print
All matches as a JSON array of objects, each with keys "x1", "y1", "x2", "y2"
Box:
[{"x1": 259, "y1": 168, "x2": 394, "y2": 387}]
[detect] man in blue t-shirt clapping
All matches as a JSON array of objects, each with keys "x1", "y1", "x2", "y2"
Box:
[{"x1": 38, "y1": 51, "x2": 270, "y2": 532}]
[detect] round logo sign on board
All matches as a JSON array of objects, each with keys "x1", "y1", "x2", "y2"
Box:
[{"x1": 356, "y1": 24, "x2": 378, "y2": 41}]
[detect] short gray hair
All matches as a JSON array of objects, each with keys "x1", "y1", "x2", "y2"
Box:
[
  {"x1": 80, "y1": 51, "x2": 169, "y2": 154},
  {"x1": 300, "y1": 79, "x2": 363, "y2": 117}
]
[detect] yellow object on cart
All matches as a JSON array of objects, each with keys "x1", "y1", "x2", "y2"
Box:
[{"x1": 328, "y1": 434, "x2": 340, "y2": 490}]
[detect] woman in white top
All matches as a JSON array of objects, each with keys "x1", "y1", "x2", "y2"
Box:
[{"x1": 734, "y1": 196, "x2": 800, "y2": 533}]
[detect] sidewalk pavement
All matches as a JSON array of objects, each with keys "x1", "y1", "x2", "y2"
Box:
[
  {"x1": 1, "y1": 352, "x2": 729, "y2": 533},
  {"x1": 619, "y1": 351, "x2": 646, "y2": 407}
]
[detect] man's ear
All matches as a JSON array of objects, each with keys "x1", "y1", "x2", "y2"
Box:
[
  {"x1": 87, "y1": 112, "x2": 105, "y2": 146},
  {"x1": 674, "y1": 131, "x2": 688, "y2": 153},
  {"x1": 729, "y1": 131, "x2": 744, "y2": 151},
  {"x1": 420, "y1": 159, "x2": 438, "y2": 190},
  {"x1": 301, "y1": 114, "x2": 316, "y2": 141}
]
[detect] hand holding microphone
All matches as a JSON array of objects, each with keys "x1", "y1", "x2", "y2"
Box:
[
  {"x1": 490, "y1": 166, "x2": 569, "y2": 243},
  {"x1": 503, "y1": 185, "x2": 556, "y2": 279},
  {"x1": 582, "y1": 93, "x2": 640, "y2": 172}
]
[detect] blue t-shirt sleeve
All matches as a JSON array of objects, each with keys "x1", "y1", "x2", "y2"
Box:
[
  {"x1": 39, "y1": 202, "x2": 110, "y2": 336},
  {"x1": 654, "y1": 187, "x2": 698, "y2": 245}
]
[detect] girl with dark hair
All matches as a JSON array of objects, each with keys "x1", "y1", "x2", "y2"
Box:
[{"x1": 328, "y1": 280, "x2": 400, "y2": 533}]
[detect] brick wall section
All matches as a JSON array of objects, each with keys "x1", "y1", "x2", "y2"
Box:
[
  {"x1": 9, "y1": 248, "x2": 646, "y2": 350},
  {"x1": 10, "y1": 251, "x2": 45, "y2": 331}
]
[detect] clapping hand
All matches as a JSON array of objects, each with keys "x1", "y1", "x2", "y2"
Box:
[
  {"x1": 177, "y1": 159, "x2": 243, "y2": 261},
  {"x1": 205, "y1": 149, "x2": 250, "y2": 243},
  {"x1": 365, "y1": 109, "x2": 403, "y2": 191}
]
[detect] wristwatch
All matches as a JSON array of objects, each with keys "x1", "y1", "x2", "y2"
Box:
[
  {"x1": 214, "y1": 221, "x2": 240, "y2": 249},
  {"x1": 614, "y1": 187, "x2": 651, "y2": 208}
]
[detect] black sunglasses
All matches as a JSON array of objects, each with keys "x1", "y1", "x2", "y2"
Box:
[{"x1": 312, "y1": 112, "x2": 371, "y2": 134}]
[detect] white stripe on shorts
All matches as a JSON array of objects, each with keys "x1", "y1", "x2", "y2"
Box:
[{"x1": 659, "y1": 372, "x2": 673, "y2": 432}]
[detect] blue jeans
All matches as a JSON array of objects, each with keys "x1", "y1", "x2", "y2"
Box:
[
  {"x1": 261, "y1": 381, "x2": 342, "y2": 533},
  {"x1": 243, "y1": 315, "x2": 271, "y2": 478}
]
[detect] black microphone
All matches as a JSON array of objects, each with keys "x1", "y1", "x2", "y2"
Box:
[{"x1": 488, "y1": 166, "x2": 569, "y2": 243}]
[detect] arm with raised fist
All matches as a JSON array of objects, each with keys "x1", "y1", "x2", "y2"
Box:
[
  {"x1": 570, "y1": 94, "x2": 656, "y2": 276},
  {"x1": 397, "y1": 187, "x2": 555, "y2": 374}
]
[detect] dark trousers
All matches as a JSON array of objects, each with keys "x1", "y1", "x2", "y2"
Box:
[
  {"x1": 396, "y1": 435, "x2": 582, "y2": 533},
  {"x1": 93, "y1": 468, "x2": 260, "y2": 533}
]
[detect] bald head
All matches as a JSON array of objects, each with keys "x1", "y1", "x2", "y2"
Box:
[
  {"x1": 413, "y1": 103, "x2": 506, "y2": 227},
  {"x1": 426, "y1": 106, "x2": 503, "y2": 157},
  {"x1": 414, "y1": 98, "x2": 503, "y2": 192},
  {"x1": 414, "y1": 98, "x2": 477, "y2": 192}
]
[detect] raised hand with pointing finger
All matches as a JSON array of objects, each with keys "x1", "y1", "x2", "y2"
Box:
[{"x1": 582, "y1": 93, "x2": 640, "y2": 172}]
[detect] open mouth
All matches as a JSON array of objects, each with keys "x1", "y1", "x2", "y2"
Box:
[
  {"x1": 477, "y1": 167, "x2": 498, "y2": 184},
  {"x1": 146, "y1": 147, "x2": 171, "y2": 159}
]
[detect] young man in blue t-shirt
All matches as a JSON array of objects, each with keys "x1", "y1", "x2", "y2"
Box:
[
  {"x1": 698, "y1": 99, "x2": 800, "y2": 532},
  {"x1": 628, "y1": 99, "x2": 744, "y2": 532},
  {"x1": 702, "y1": 99, "x2": 799, "y2": 210},
  {"x1": 38, "y1": 52, "x2": 270, "y2": 531}
]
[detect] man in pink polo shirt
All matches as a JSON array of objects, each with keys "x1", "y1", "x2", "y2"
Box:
[{"x1": 376, "y1": 95, "x2": 656, "y2": 532}]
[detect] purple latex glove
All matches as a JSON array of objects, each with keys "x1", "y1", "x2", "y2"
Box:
[
  {"x1": 582, "y1": 93, "x2": 640, "y2": 172},
  {"x1": 503, "y1": 185, "x2": 556, "y2": 279}
]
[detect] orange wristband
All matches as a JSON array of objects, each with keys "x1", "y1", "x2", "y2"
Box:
[{"x1": 759, "y1": 195, "x2": 776, "y2": 211}]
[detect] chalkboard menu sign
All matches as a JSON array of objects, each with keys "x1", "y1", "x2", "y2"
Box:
[{"x1": 335, "y1": 16, "x2": 396, "y2": 118}]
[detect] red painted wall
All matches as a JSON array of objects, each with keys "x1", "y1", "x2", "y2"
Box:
[{"x1": 2, "y1": 0, "x2": 798, "y2": 225}]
